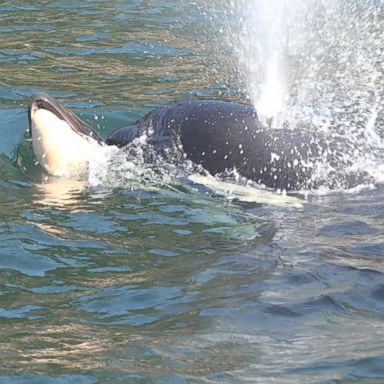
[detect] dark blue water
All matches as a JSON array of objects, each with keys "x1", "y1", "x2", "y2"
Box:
[{"x1": 1, "y1": 1, "x2": 384, "y2": 383}]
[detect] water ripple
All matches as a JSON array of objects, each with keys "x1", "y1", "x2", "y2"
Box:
[{"x1": 0, "y1": 1, "x2": 384, "y2": 382}]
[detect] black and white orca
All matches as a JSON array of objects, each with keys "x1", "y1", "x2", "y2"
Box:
[{"x1": 28, "y1": 92, "x2": 325, "y2": 190}]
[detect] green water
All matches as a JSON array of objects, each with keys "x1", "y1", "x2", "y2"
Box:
[{"x1": 1, "y1": 1, "x2": 384, "y2": 383}]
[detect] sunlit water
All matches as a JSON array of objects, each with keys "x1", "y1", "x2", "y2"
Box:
[{"x1": 0, "y1": 1, "x2": 384, "y2": 383}]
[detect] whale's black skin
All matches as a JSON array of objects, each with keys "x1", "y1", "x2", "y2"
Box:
[{"x1": 107, "y1": 100, "x2": 323, "y2": 190}]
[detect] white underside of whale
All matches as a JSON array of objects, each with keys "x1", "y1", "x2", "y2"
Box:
[
  {"x1": 31, "y1": 109, "x2": 101, "y2": 178},
  {"x1": 188, "y1": 173, "x2": 303, "y2": 208}
]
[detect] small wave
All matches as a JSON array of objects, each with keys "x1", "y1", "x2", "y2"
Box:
[{"x1": 87, "y1": 136, "x2": 194, "y2": 192}]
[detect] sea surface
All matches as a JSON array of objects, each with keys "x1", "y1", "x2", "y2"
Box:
[{"x1": 1, "y1": 1, "x2": 384, "y2": 383}]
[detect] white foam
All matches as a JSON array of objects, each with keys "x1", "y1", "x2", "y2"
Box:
[{"x1": 87, "y1": 135, "x2": 186, "y2": 191}]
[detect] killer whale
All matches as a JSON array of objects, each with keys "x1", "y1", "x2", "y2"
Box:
[{"x1": 28, "y1": 92, "x2": 323, "y2": 190}]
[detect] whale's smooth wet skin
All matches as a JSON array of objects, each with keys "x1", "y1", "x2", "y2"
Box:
[
  {"x1": 28, "y1": 92, "x2": 324, "y2": 189},
  {"x1": 28, "y1": 93, "x2": 104, "y2": 177}
]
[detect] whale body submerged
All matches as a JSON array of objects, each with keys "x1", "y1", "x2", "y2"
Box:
[{"x1": 28, "y1": 92, "x2": 334, "y2": 190}]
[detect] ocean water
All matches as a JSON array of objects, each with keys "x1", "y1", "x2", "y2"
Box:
[{"x1": 1, "y1": 1, "x2": 384, "y2": 383}]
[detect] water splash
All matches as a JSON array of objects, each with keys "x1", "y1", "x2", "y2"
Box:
[
  {"x1": 233, "y1": 0, "x2": 289, "y2": 118},
  {"x1": 203, "y1": 0, "x2": 384, "y2": 190},
  {"x1": 222, "y1": 0, "x2": 384, "y2": 118},
  {"x1": 87, "y1": 134, "x2": 190, "y2": 190}
]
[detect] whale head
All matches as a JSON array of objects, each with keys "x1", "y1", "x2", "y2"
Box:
[{"x1": 28, "y1": 92, "x2": 104, "y2": 177}]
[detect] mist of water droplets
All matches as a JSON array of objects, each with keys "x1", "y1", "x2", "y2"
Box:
[{"x1": 201, "y1": 0, "x2": 384, "y2": 190}]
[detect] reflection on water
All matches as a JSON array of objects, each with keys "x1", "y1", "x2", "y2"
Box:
[
  {"x1": 0, "y1": 1, "x2": 384, "y2": 383},
  {"x1": 0, "y1": 0, "x2": 224, "y2": 107},
  {"x1": 34, "y1": 178, "x2": 88, "y2": 208},
  {"x1": 0, "y1": 177, "x2": 278, "y2": 380}
]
